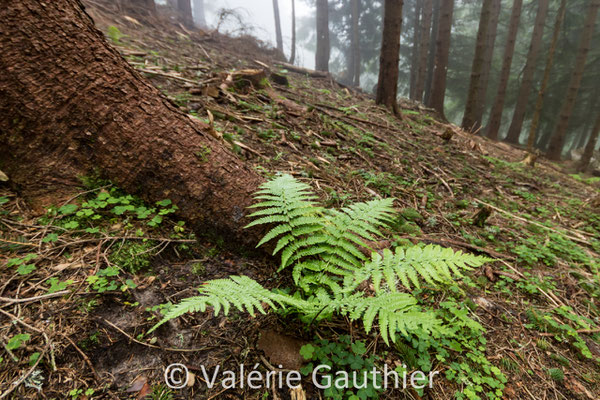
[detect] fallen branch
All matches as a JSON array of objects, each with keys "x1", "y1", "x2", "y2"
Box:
[
  {"x1": 475, "y1": 199, "x2": 592, "y2": 246},
  {"x1": 274, "y1": 62, "x2": 329, "y2": 78},
  {"x1": 0, "y1": 290, "x2": 70, "y2": 305}
]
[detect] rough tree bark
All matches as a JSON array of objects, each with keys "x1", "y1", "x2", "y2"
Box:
[
  {"x1": 474, "y1": 0, "x2": 501, "y2": 128},
  {"x1": 414, "y1": 0, "x2": 433, "y2": 103},
  {"x1": 315, "y1": 0, "x2": 330, "y2": 72},
  {"x1": 525, "y1": 0, "x2": 566, "y2": 152},
  {"x1": 192, "y1": 0, "x2": 207, "y2": 29},
  {"x1": 121, "y1": 0, "x2": 156, "y2": 16},
  {"x1": 461, "y1": 0, "x2": 494, "y2": 132},
  {"x1": 578, "y1": 112, "x2": 600, "y2": 172},
  {"x1": 290, "y1": 0, "x2": 297, "y2": 64},
  {"x1": 177, "y1": 0, "x2": 194, "y2": 29},
  {"x1": 350, "y1": 0, "x2": 361, "y2": 87},
  {"x1": 546, "y1": 0, "x2": 600, "y2": 160},
  {"x1": 376, "y1": 0, "x2": 404, "y2": 117},
  {"x1": 485, "y1": 0, "x2": 522, "y2": 140},
  {"x1": 272, "y1": 0, "x2": 284, "y2": 55},
  {"x1": 426, "y1": 0, "x2": 454, "y2": 118},
  {"x1": 0, "y1": 0, "x2": 264, "y2": 247},
  {"x1": 423, "y1": 0, "x2": 440, "y2": 105},
  {"x1": 409, "y1": 1, "x2": 421, "y2": 100},
  {"x1": 504, "y1": 0, "x2": 549, "y2": 144}
]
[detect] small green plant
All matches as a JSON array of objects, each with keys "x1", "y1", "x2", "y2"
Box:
[
  {"x1": 108, "y1": 240, "x2": 155, "y2": 274},
  {"x1": 150, "y1": 175, "x2": 489, "y2": 347},
  {"x1": 107, "y1": 26, "x2": 124, "y2": 44},
  {"x1": 299, "y1": 336, "x2": 383, "y2": 400},
  {"x1": 547, "y1": 368, "x2": 564, "y2": 382}
]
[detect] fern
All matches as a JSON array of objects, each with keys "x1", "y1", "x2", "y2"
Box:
[
  {"x1": 150, "y1": 174, "x2": 489, "y2": 346},
  {"x1": 351, "y1": 245, "x2": 491, "y2": 292},
  {"x1": 340, "y1": 292, "x2": 441, "y2": 345},
  {"x1": 147, "y1": 276, "x2": 298, "y2": 334}
]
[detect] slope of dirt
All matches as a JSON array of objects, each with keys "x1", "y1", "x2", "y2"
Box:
[{"x1": 1, "y1": 2, "x2": 599, "y2": 399}]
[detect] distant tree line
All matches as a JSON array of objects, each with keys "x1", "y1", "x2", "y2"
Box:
[{"x1": 302, "y1": 0, "x2": 600, "y2": 170}]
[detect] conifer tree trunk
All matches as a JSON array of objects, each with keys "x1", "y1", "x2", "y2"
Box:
[
  {"x1": 350, "y1": 0, "x2": 361, "y2": 86},
  {"x1": 504, "y1": 0, "x2": 549, "y2": 144},
  {"x1": 290, "y1": 0, "x2": 297, "y2": 64},
  {"x1": 414, "y1": 0, "x2": 433, "y2": 103},
  {"x1": 546, "y1": 0, "x2": 600, "y2": 160},
  {"x1": 474, "y1": 0, "x2": 501, "y2": 128},
  {"x1": 424, "y1": 0, "x2": 440, "y2": 105},
  {"x1": 177, "y1": 0, "x2": 194, "y2": 28},
  {"x1": 578, "y1": 112, "x2": 600, "y2": 172},
  {"x1": 485, "y1": 0, "x2": 522, "y2": 140},
  {"x1": 0, "y1": 0, "x2": 264, "y2": 247},
  {"x1": 273, "y1": 0, "x2": 284, "y2": 54},
  {"x1": 525, "y1": 0, "x2": 567, "y2": 152},
  {"x1": 192, "y1": 0, "x2": 207, "y2": 28},
  {"x1": 376, "y1": 0, "x2": 404, "y2": 117},
  {"x1": 409, "y1": 1, "x2": 422, "y2": 100},
  {"x1": 462, "y1": 0, "x2": 494, "y2": 132},
  {"x1": 315, "y1": 0, "x2": 330, "y2": 71},
  {"x1": 426, "y1": 0, "x2": 454, "y2": 118}
]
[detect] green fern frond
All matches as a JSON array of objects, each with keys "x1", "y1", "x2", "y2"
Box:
[
  {"x1": 339, "y1": 292, "x2": 440, "y2": 345},
  {"x1": 352, "y1": 244, "x2": 490, "y2": 292},
  {"x1": 148, "y1": 276, "x2": 298, "y2": 334}
]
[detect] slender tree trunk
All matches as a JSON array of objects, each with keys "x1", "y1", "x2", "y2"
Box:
[
  {"x1": 350, "y1": 0, "x2": 361, "y2": 86},
  {"x1": 409, "y1": 1, "x2": 422, "y2": 100},
  {"x1": 462, "y1": 0, "x2": 494, "y2": 132},
  {"x1": 414, "y1": 0, "x2": 433, "y2": 103},
  {"x1": 315, "y1": 0, "x2": 330, "y2": 71},
  {"x1": 273, "y1": 0, "x2": 284, "y2": 55},
  {"x1": 504, "y1": 0, "x2": 548, "y2": 144},
  {"x1": 121, "y1": 0, "x2": 156, "y2": 16},
  {"x1": 525, "y1": 0, "x2": 567, "y2": 152},
  {"x1": 376, "y1": 0, "x2": 404, "y2": 117},
  {"x1": 290, "y1": 0, "x2": 297, "y2": 64},
  {"x1": 0, "y1": 0, "x2": 264, "y2": 247},
  {"x1": 578, "y1": 112, "x2": 600, "y2": 172},
  {"x1": 177, "y1": 0, "x2": 194, "y2": 28},
  {"x1": 424, "y1": 0, "x2": 440, "y2": 105},
  {"x1": 427, "y1": 0, "x2": 454, "y2": 118},
  {"x1": 474, "y1": 0, "x2": 501, "y2": 128},
  {"x1": 485, "y1": 0, "x2": 522, "y2": 140},
  {"x1": 192, "y1": 0, "x2": 207, "y2": 28},
  {"x1": 546, "y1": 0, "x2": 600, "y2": 160}
]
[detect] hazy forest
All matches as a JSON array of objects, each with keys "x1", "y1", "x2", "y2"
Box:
[{"x1": 1, "y1": 0, "x2": 600, "y2": 399}]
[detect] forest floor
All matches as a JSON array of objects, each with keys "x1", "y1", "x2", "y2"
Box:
[{"x1": 1, "y1": 1, "x2": 600, "y2": 399}]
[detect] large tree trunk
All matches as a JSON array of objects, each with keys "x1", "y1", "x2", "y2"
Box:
[
  {"x1": 414, "y1": 0, "x2": 433, "y2": 103},
  {"x1": 423, "y1": 0, "x2": 440, "y2": 105},
  {"x1": 290, "y1": 0, "x2": 297, "y2": 64},
  {"x1": 461, "y1": 0, "x2": 494, "y2": 132},
  {"x1": 376, "y1": 0, "x2": 404, "y2": 117},
  {"x1": 504, "y1": 0, "x2": 549, "y2": 144},
  {"x1": 485, "y1": 0, "x2": 522, "y2": 140},
  {"x1": 409, "y1": 1, "x2": 421, "y2": 100},
  {"x1": 192, "y1": 0, "x2": 207, "y2": 28},
  {"x1": 273, "y1": 0, "x2": 284, "y2": 55},
  {"x1": 0, "y1": 0, "x2": 263, "y2": 247},
  {"x1": 546, "y1": 0, "x2": 600, "y2": 160},
  {"x1": 121, "y1": 0, "x2": 156, "y2": 16},
  {"x1": 578, "y1": 112, "x2": 600, "y2": 172},
  {"x1": 474, "y1": 0, "x2": 501, "y2": 128},
  {"x1": 177, "y1": 0, "x2": 194, "y2": 29},
  {"x1": 525, "y1": 0, "x2": 566, "y2": 152},
  {"x1": 426, "y1": 0, "x2": 454, "y2": 118},
  {"x1": 315, "y1": 0, "x2": 330, "y2": 72}
]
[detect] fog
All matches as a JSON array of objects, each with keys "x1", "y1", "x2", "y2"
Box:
[{"x1": 203, "y1": 0, "x2": 316, "y2": 68}]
